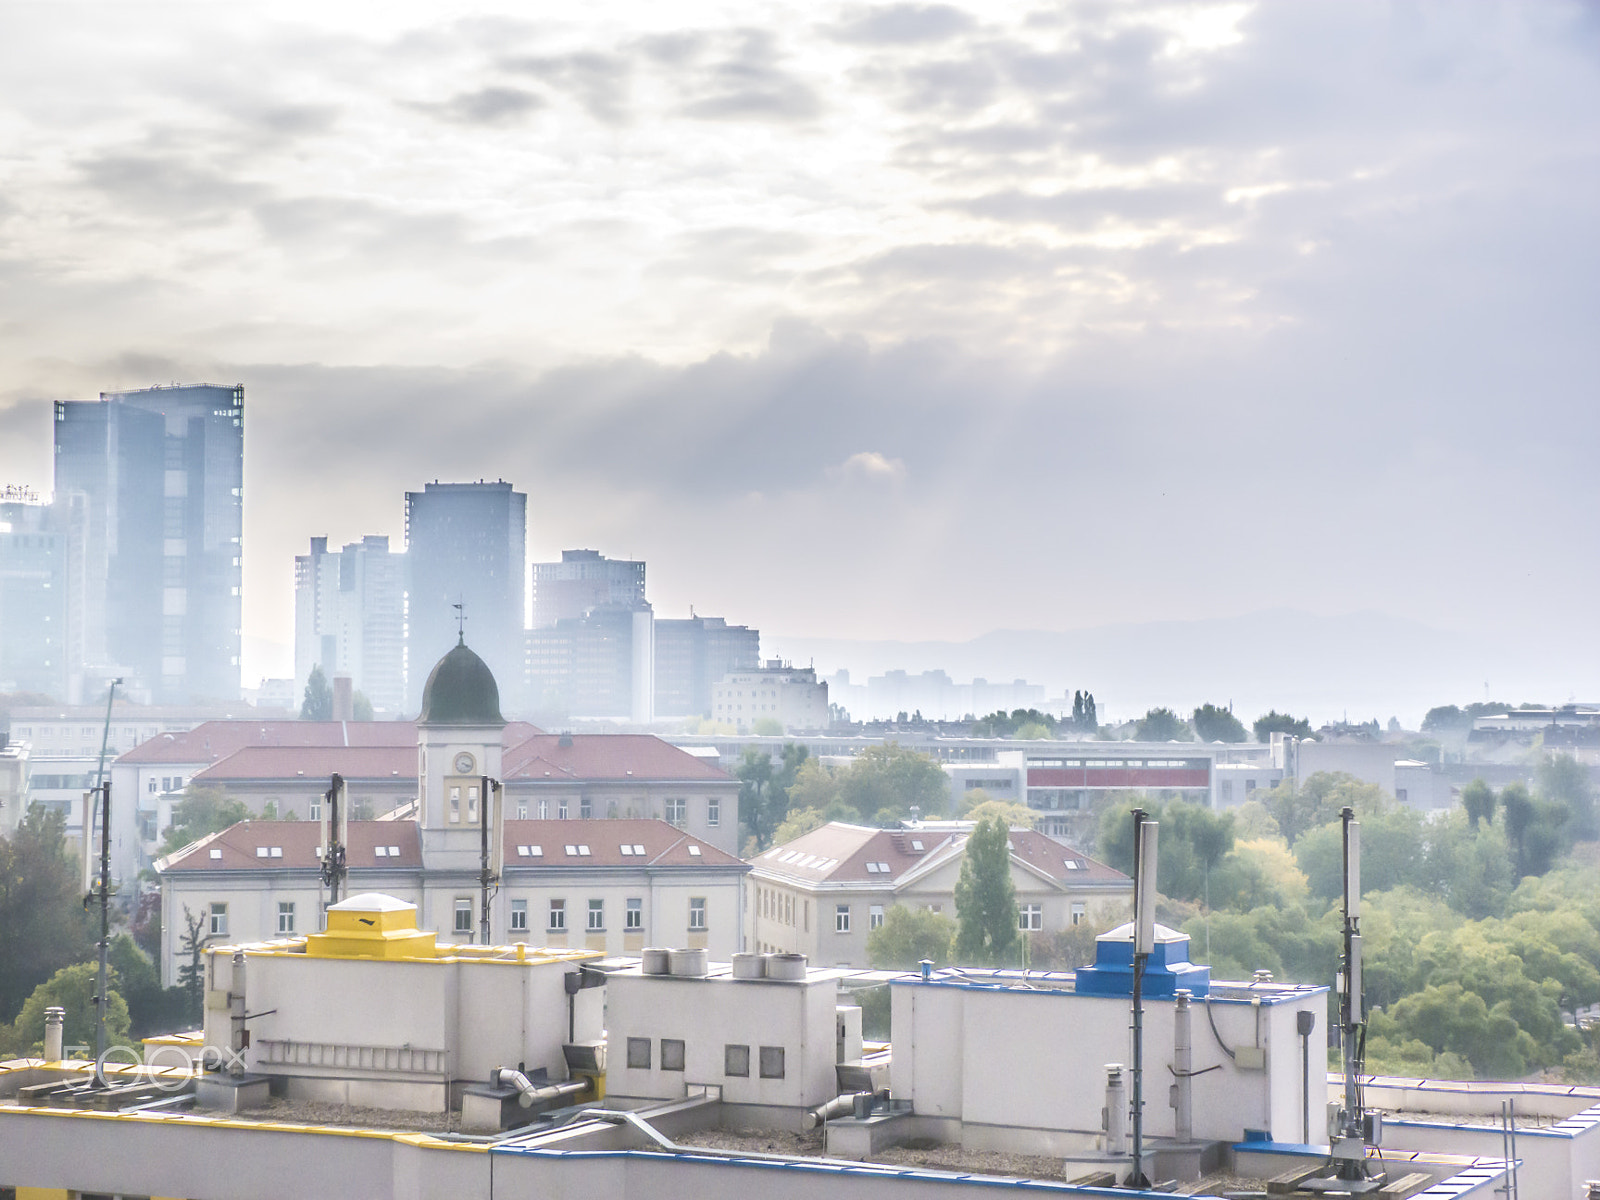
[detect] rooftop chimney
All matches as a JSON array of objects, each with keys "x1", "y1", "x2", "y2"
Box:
[{"x1": 332, "y1": 676, "x2": 354, "y2": 721}]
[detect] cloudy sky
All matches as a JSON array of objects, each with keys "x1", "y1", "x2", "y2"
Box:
[{"x1": 1, "y1": 1, "x2": 1596, "y2": 707}]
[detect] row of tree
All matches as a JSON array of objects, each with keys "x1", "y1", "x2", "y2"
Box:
[{"x1": 735, "y1": 743, "x2": 950, "y2": 851}]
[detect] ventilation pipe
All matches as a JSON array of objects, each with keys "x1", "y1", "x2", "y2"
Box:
[
  {"x1": 491, "y1": 1067, "x2": 590, "y2": 1109},
  {"x1": 1104, "y1": 1064, "x2": 1127, "y2": 1156},
  {"x1": 1171, "y1": 989, "x2": 1193, "y2": 1143},
  {"x1": 802, "y1": 1091, "x2": 872, "y2": 1129},
  {"x1": 229, "y1": 950, "x2": 247, "y2": 1076},
  {"x1": 43, "y1": 1007, "x2": 64, "y2": 1061}
]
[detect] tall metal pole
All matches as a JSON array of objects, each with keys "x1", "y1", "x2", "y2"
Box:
[
  {"x1": 93, "y1": 780, "x2": 112, "y2": 1085},
  {"x1": 320, "y1": 773, "x2": 346, "y2": 910},
  {"x1": 1128, "y1": 809, "x2": 1155, "y2": 1189},
  {"x1": 479, "y1": 775, "x2": 492, "y2": 945},
  {"x1": 1336, "y1": 805, "x2": 1366, "y2": 1182}
]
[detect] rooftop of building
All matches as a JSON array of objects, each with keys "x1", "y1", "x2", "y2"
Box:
[
  {"x1": 419, "y1": 639, "x2": 505, "y2": 726},
  {"x1": 503, "y1": 733, "x2": 732, "y2": 783},
  {"x1": 752, "y1": 821, "x2": 1129, "y2": 889},
  {"x1": 500, "y1": 819, "x2": 745, "y2": 869},
  {"x1": 116, "y1": 718, "x2": 542, "y2": 766},
  {"x1": 155, "y1": 819, "x2": 424, "y2": 872},
  {"x1": 192, "y1": 744, "x2": 418, "y2": 783}
]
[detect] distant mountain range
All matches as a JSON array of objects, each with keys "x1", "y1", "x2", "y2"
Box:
[{"x1": 768, "y1": 609, "x2": 1596, "y2": 729}]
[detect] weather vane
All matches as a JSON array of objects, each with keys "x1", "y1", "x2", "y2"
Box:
[{"x1": 453, "y1": 600, "x2": 466, "y2": 643}]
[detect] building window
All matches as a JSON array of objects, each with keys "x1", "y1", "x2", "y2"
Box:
[
  {"x1": 454, "y1": 899, "x2": 473, "y2": 933},
  {"x1": 1019, "y1": 904, "x2": 1042, "y2": 931},
  {"x1": 707, "y1": 798, "x2": 719, "y2": 827},
  {"x1": 627, "y1": 1037, "x2": 651, "y2": 1070},
  {"x1": 665, "y1": 797, "x2": 686, "y2": 827},
  {"x1": 467, "y1": 785, "x2": 479, "y2": 824},
  {"x1": 538, "y1": 799, "x2": 548, "y2": 819},
  {"x1": 835, "y1": 904, "x2": 851, "y2": 934},
  {"x1": 580, "y1": 797, "x2": 592, "y2": 819},
  {"x1": 277, "y1": 902, "x2": 295, "y2": 935},
  {"x1": 450, "y1": 785, "x2": 461, "y2": 823},
  {"x1": 869, "y1": 905, "x2": 885, "y2": 930},
  {"x1": 517, "y1": 804, "x2": 528, "y2": 819},
  {"x1": 558, "y1": 800, "x2": 568, "y2": 820},
  {"x1": 309, "y1": 798, "x2": 321, "y2": 820},
  {"x1": 511, "y1": 900, "x2": 528, "y2": 931},
  {"x1": 1071, "y1": 902, "x2": 1086, "y2": 926},
  {"x1": 661, "y1": 1038, "x2": 686, "y2": 1072},
  {"x1": 725, "y1": 1044, "x2": 750, "y2": 1077},
  {"x1": 689, "y1": 897, "x2": 706, "y2": 931},
  {"x1": 209, "y1": 902, "x2": 228, "y2": 936},
  {"x1": 1220, "y1": 780, "x2": 1233, "y2": 802},
  {"x1": 588, "y1": 899, "x2": 605, "y2": 931},
  {"x1": 549, "y1": 899, "x2": 566, "y2": 931},
  {"x1": 759, "y1": 1046, "x2": 785, "y2": 1079},
  {"x1": 626, "y1": 898, "x2": 643, "y2": 931}
]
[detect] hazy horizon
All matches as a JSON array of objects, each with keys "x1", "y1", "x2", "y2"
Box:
[{"x1": 2, "y1": 1, "x2": 1596, "y2": 711}]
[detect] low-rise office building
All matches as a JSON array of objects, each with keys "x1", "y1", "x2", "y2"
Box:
[{"x1": 748, "y1": 822, "x2": 1131, "y2": 966}]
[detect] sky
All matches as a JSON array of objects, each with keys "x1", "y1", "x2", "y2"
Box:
[{"x1": 1, "y1": 1, "x2": 1597, "y2": 709}]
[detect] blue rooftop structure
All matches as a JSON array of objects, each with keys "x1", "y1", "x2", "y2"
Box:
[{"x1": 1072, "y1": 921, "x2": 1211, "y2": 999}]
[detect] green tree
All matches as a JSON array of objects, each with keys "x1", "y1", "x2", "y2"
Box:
[
  {"x1": 160, "y1": 785, "x2": 252, "y2": 855},
  {"x1": 735, "y1": 750, "x2": 780, "y2": 849},
  {"x1": 752, "y1": 717, "x2": 784, "y2": 736},
  {"x1": 784, "y1": 756, "x2": 839, "y2": 812},
  {"x1": 1265, "y1": 772, "x2": 1387, "y2": 846},
  {"x1": 0, "y1": 962, "x2": 133, "y2": 1059},
  {"x1": 1500, "y1": 782, "x2": 1568, "y2": 880},
  {"x1": 837, "y1": 743, "x2": 949, "y2": 823},
  {"x1": 1253, "y1": 710, "x2": 1313, "y2": 742},
  {"x1": 1421, "y1": 705, "x2": 1470, "y2": 735},
  {"x1": 1134, "y1": 707, "x2": 1192, "y2": 741},
  {"x1": 1538, "y1": 754, "x2": 1595, "y2": 841},
  {"x1": 351, "y1": 690, "x2": 374, "y2": 721},
  {"x1": 1461, "y1": 778, "x2": 1496, "y2": 828},
  {"x1": 0, "y1": 804, "x2": 99, "y2": 1024},
  {"x1": 952, "y1": 816, "x2": 1020, "y2": 967},
  {"x1": 175, "y1": 905, "x2": 212, "y2": 1023},
  {"x1": 867, "y1": 905, "x2": 956, "y2": 969},
  {"x1": 108, "y1": 933, "x2": 191, "y2": 1038},
  {"x1": 300, "y1": 664, "x2": 333, "y2": 720},
  {"x1": 1295, "y1": 808, "x2": 1425, "y2": 903},
  {"x1": 959, "y1": 794, "x2": 1038, "y2": 829},
  {"x1": 1193, "y1": 704, "x2": 1248, "y2": 743}
]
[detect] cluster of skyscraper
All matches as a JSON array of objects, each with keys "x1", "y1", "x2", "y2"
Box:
[
  {"x1": 297, "y1": 487, "x2": 761, "y2": 722},
  {"x1": 0, "y1": 384, "x2": 244, "y2": 705},
  {"x1": 0, "y1": 384, "x2": 758, "y2": 722}
]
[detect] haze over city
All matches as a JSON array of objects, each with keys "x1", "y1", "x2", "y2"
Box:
[{"x1": 1, "y1": 0, "x2": 1596, "y2": 723}]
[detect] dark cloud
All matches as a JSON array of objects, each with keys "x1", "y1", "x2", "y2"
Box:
[
  {"x1": 418, "y1": 85, "x2": 545, "y2": 126},
  {"x1": 77, "y1": 153, "x2": 256, "y2": 222},
  {"x1": 500, "y1": 52, "x2": 631, "y2": 124},
  {"x1": 828, "y1": 4, "x2": 977, "y2": 46},
  {"x1": 678, "y1": 30, "x2": 823, "y2": 122}
]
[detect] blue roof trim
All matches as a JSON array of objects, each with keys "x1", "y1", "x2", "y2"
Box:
[{"x1": 890, "y1": 976, "x2": 1326, "y2": 1007}]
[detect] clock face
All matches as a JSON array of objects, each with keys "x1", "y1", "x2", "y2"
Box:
[{"x1": 454, "y1": 752, "x2": 476, "y2": 775}]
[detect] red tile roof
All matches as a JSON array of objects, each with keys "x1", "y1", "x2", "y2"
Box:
[
  {"x1": 500, "y1": 819, "x2": 745, "y2": 868},
  {"x1": 753, "y1": 822, "x2": 1130, "y2": 888},
  {"x1": 158, "y1": 819, "x2": 423, "y2": 871},
  {"x1": 156, "y1": 818, "x2": 742, "y2": 873},
  {"x1": 503, "y1": 734, "x2": 732, "y2": 784},
  {"x1": 193, "y1": 745, "x2": 417, "y2": 783},
  {"x1": 119, "y1": 719, "x2": 541, "y2": 767}
]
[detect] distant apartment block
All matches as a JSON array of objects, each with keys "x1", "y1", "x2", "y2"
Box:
[
  {"x1": 52, "y1": 384, "x2": 244, "y2": 704},
  {"x1": 0, "y1": 488, "x2": 67, "y2": 698},
  {"x1": 294, "y1": 535, "x2": 406, "y2": 713},
  {"x1": 655, "y1": 615, "x2": 761, "y2": 719},
  {"x1": 404, "y1": 481, "x2": 526, "y2": 713},
  {"x1": 712, "y1": 661, "x2": 828, "y2": 733},
  {"x1": 526, "y1": 601, "x2": 655, "y2": 723},
  {"x1": 531, "y1": 549, "x2": 645, "y2": 628}
]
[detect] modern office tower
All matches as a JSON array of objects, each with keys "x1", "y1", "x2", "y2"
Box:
[
  {"x1": 653, "y1": 615, "x2": 761, "y2": 719},
  {"x1": 525, "y1": 600, "x2": 655, "y2": 723},
  {"x1": 530, "y1": 549, "x2": 646, "y2": 628},
  {"x1": 294, "y1": 535, "x2": 407, "y2": 714},
  {"x1": 404, "y1": 481, "x2": 526, "y2": 714},
  {"x1": 52, "y1": 384, "x2": 244, "y2": 704},
  {"x1": 0, "y1": 488, "x2": 67, "y2": 699}
]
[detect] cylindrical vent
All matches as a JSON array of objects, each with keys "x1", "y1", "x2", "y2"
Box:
[
  {"x1": 641, "y1": 947, "x2": 671, "y2": 975},
  {"x1": 43, "y1": 1006, "x2": 65, "y2": 1062},
  {"x1": 767, "y1": 953, "x2": 808, "y2": 980},
  {"x1": 669, "y1": 948, "x2": 709, "y2": 977},
  {"x1": 1104, "y1": 1063, "x2": 1128, "y2": 1156},
  {"x1": 731, "y1": 953, "x2": 764, "y2": 979}
]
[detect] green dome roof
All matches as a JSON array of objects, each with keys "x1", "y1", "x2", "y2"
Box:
[{"x1": 418, "y1": 639, "x2": 505, "y2": 726}]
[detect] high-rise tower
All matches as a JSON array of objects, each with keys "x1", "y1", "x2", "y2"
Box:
[
  {"x1": 404, "y1": 481, "x2": 526, "y2": 715},
  {"x1": 295, "y1": 535, "x2": 407, "y2": 713},
  {"x1": 53, "y1": 384, "x2": 243, "y2": 703}
]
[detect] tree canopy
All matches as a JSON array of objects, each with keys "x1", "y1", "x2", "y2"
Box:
[
  {"x1": 867, "y1": 905, "x2": 956, "y2": 970},
  {"x1": 0, "y1": 804, "x2": 98, "y2": 1024},
  {"x1": 0, "y1": 962, "x2": 132, "y2": 1059},
  {"x1": 300, "y1": 664, "x2": 332, "y2": 720},
  {"x1": 1134, "y1": 707, "x2": 1192, "y2": 741},
  {"x1": 160, "y1": 785, "x2": 252, "y2": 855},
  {"x1": 952, "y1": 816, "x2": 1020, "y2": 967},
  {"x1": 1193, "y1": 703, "x2": 1249, "y2": 743},
  {"x1": 1252, "y1": 710, "x2": 1313, "y2": 742}
]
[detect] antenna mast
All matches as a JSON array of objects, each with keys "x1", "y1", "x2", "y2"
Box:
[
  {"x1": 1126, "y1": 809, "x2": 1158, "y2": 1190},
  {"x1": 320, "y1": 773, "x2": 348, "y2": 909}
]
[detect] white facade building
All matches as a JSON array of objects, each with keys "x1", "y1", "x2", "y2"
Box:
[{"x1": 713, "y1": 662, "x2": 829, "y2": 733}]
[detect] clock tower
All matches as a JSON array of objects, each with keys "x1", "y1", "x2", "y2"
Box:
[{"x1": 415, "y1": 634, "x2": 507, "y2": 834}]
